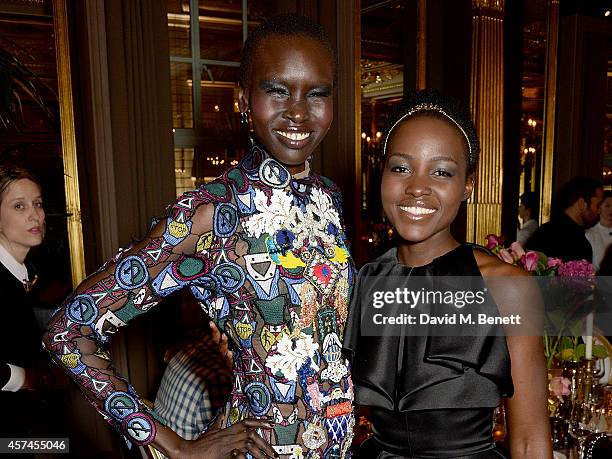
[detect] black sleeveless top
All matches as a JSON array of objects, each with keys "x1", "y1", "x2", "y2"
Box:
[{"x1": 343, "y1": 244, "x2": 513, "y2": 457}]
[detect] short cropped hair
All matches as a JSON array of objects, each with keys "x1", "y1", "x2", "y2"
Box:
[
  {"x1": 556, "y1": 176, "x2": 603, "y2": 211},
  {"x1": 238, "y1": 13, "x2": 335, "y2": 89}
]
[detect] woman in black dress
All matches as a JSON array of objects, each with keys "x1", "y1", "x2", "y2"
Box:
[
  {"x1": 0, "y1": 163, "x2": 59, "y2": 436},
  {"x1": 344, "y1": 90, "x2": 552, "y2": 458}
]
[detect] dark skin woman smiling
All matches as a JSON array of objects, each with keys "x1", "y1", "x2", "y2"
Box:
[
  {"x1": 44, "y1": 15, "x2": 355, "y2": 459},
  {"x1": 345, "y1": 90, "x2": 552, "y2": 458}
]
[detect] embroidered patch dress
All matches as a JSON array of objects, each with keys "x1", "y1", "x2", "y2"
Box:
[{"x1": 44, "y1": 144, "x2": 355, "y2": 459}]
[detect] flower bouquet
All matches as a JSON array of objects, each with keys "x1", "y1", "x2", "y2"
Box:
[
  {"x1": 484, "y1": 235, "x2": 606, "y2": 367},
  {"x1": 485, "y1": 235, "x2": 609, "y2": 420}
]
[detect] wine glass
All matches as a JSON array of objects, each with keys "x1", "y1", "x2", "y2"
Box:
[{"x1": 567, "y1": 402, "x2": 593, "y2": 458}]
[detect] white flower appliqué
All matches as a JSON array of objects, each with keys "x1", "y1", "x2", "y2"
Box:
[
  {"x1": 265, "y1": 332, "x2": 319, "y2": 381},
  {"x1": 243, "y1": 187, "x2": 341, "y2": 249}
]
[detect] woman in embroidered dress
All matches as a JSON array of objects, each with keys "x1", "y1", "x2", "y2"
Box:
[
  {"x1": 43, "y1": 14, "x2": 354, "y2": 459},
  {"x1": 0, "y1": 163, "x2": 62, "y2": 436},
  {"x1": 344, "y1": 90, "x2": 552, "y2": 458}
]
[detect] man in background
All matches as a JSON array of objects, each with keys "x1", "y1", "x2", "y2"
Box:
[{"x1": 526, "y1": 176, "x2": 603, "y2": 261}]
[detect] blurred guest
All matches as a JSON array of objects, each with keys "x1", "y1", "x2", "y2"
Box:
[
  {"x1": 587, "y1": 191, "x2": 612, "y2": 271},
  {"x1": 154, "y1": 324, "x2": 232, "y2": 441},
  {"x1": 0, "y1": 163, "x2": 65, "y2": 437},
  {"x1": 516, "y1": 191, "x2": 538, "y2": 246},
  {"x1": 526, "y1": 176, "x2": 603, "y2": 261}
]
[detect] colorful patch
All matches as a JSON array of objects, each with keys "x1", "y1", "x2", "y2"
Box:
[
  {"x1": 105, "y1": 391, "x2": 138, "y2": 421},
  {"x1": 260, "y1": 325, "x2": 288, "y2": 353},
  {"x1": 255, "y1": 297, "x2": 287, "y2": 326},
  {"x1": 202, "y1": 181, "x2": 232, "y2": 202},
  {"x1": 172, "y1": 255, "x2": 209, "y2": 282},
  {"x1": 323, "y1": 412, "x2": 352, "y2": 447},
  {"x1": 141, "y1": 238, "x2": 173, "y2": 266},
  {"x1": 325, "y1": 401, "x2": 352, "y2": 419},
  {"x1": 316, "y1": 308, "x2": 338, "y2": 338},
  {"x1": 115, "y1": 256, "x2": 149, "y2": 290},
  {"x1": 241, "y1": 145, "x2": 266, "y2": 178},
  {"x1": 269, "y1": 375, "x2": 297, "y2": 403},
  {"x1": 272, "y1": 406, "x2": 299, "y2": 444},
  {"x1": 62, "y1": 350, "x2": 86, "y2": 374},
  {"x1": 196, "y1": 232, "x2": 214, "y2": 253},
  {"x1": 151, "y1": 265, "x2": 184, "y2": 296},
  {"x1": 244, "y1": 381, "x2": 271, "y2": 416},
  {"x1": 226, "y1": 167, "x2": 248, "y2": 192},
  {"x1": 164, "y1": 215, "x2": 192, "y2": 245},
  {"x1": 304, "y1": 251, "x2": 340, "y2": 297},
  {"x1": 94, "y1": 309, "x2": 127, "y2": 337},
  {"x1": 214, "y1": 202, "x2": 239, "y2": 238},
  {"x1": 235, "y1": 187, "x2": 257, "y2": 215},
  {"x1": 81, "y1": 368, "x2": 113, "y2": 399},
  {"x1": 122, "y1": 413, "x2": 156, "y2": 446},
  {"x1": 302, "y1": 422, "x2": 327, "y2": 450},
  {"x1": 260, "y1": 158, "x2": 290, "y2": 188},
  {"x1": 114, "y1": 296, "x2": 148, "y2": 322},
  {"x1": 247, "y1": 267, "x2": 280, "y2": 300},
  {"x1": 234, "y1": 318, "x2": 256, "y2": 347},
  {"x1": 212, "y1": 262, "x2": 245, "y2": 293},
  {"x1": 66, "y1": 294, "x2": 98, "y2": 325}
]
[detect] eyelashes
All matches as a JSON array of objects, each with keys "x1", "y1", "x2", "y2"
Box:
[
  {"x1": 432, "y1": 169, "x2": 454, "y2": 178},
  {"x1": 387, "y1": 164, "x2": 456, "y2": 178},
  {"x1": 306, "y1": 87, "x2": 331, "y2": 98},
  {"x1": 259, "y1": 81, "x2": 331, "y2": 99}
]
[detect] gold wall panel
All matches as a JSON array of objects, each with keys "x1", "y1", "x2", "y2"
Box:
[
  {"x1": 467, "y1": 4, "x2": 505, "y2": 244},
  {"x1": 53, "y1": 0, "x2": 86, "y2": 286},
  {"x1": 539, "y1": 0, "x2": 560, "y2": 223}
]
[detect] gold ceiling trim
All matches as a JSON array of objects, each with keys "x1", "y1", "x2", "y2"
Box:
[{"x1": 472, "y1": 0, "x2": 504, "y2": 11}]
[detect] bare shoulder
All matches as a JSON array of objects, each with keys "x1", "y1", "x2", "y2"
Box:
[
  {"x1": 472, "y1": 248, "x2": 529, "y2": 278},
  {"x1": 472, "y1": 247, "x2": 543, "y2": 321}
]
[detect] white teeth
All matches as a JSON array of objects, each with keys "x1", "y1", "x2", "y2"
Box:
[
  {"x1": 276, "y1": 131, "x2": 310, "y2": 141},
  {"x1": 399, "y1": 206, "x2": 436, "y2": 215}
]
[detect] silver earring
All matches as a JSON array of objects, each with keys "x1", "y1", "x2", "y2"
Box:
[{"x1": 240, "y1": 112, "x2": 249, "y2": 131}]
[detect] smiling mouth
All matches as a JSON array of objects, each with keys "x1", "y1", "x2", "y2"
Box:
[
  {"x1": 398, "y1": 205, "x2": 436, "y2": 216},
  {"x1": 274, "y1": 130, "x2": 311, "y2": 141}
]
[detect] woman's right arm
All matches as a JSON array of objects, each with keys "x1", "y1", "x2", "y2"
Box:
[
  {"x1": 42, "y1": 199, "x2": 277, "y2": 458},
  {"x1": 42, "y1": 202, "x2": 213, "y2": 449}
]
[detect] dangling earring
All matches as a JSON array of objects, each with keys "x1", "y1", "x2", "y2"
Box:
[
  {"x1": 240, "y1": 111, "x2": 249, "y2": 131},
  {"x1": 240, "y1": 111, "x2": 255, "y2": 147}
]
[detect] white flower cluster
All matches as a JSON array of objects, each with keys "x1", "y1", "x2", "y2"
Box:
[
  {"x1": 265, "y1": 332, "x2": 319, "y2": 381},
  {"x1": 243, "y1": 188, "x2": 341, "y2": 248}
]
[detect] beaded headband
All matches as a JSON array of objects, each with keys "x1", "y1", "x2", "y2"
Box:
[{"x1": 382, "y1": 102, "x2": 473, "y2": 159}]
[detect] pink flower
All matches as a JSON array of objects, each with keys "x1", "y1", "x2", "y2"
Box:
[
  {"x1": 549, "y1": 376, "x2": 570, "y2": 396},
  {"x1": 510, "y1": 241, "x2": 525, "y2": 259},
  {"x1": 558, "y1": 259, "x2": 595, "y2": 278},
  {"x1": 522, "y1": 251, "x2": 540, "y2": 272},
  {"x1": 498, "y1": 248, "x2": 514, "y2": 264},
  {"x1": 547, "y1": 257, "x2": 563, "y2": 269},
  {"x1": 485, "y1": 234, "x2": 502, "y2": 251}
]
